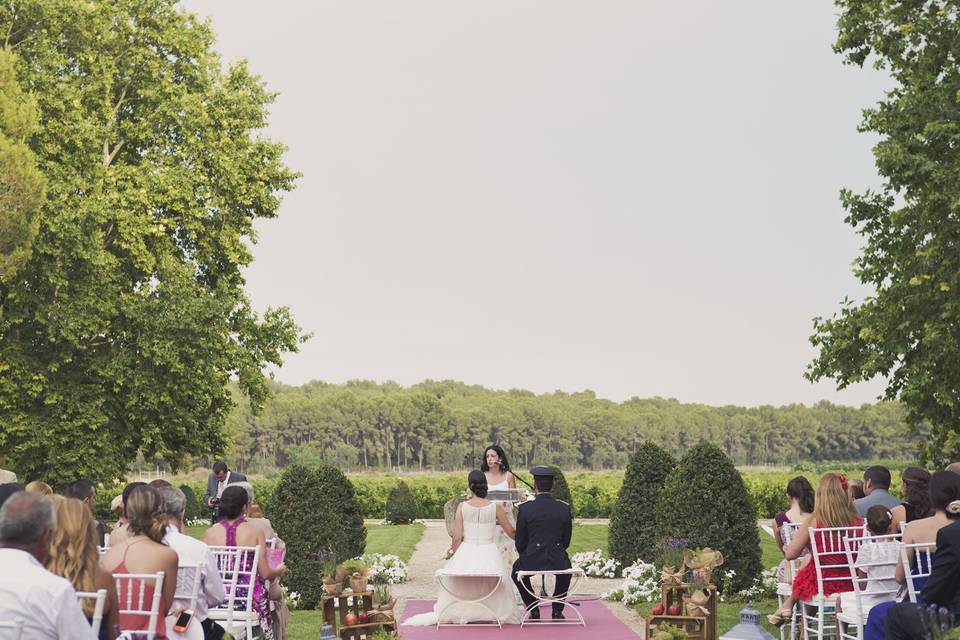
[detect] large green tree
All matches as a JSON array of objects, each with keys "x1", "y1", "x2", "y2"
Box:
[
  {"x1": 808, "y1": 1, "x2": 960, "y2": 466},
  {"x1": 0, "y1": 1, "x2": 303, "y2": 483}
]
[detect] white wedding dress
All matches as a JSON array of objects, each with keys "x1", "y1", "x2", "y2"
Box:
[
  {"x1": 403, "y1": 502, "x2": 522, "y2": 626},
  {"x1": 488, "y1": 478, "x2": 519, "y2": 572}
]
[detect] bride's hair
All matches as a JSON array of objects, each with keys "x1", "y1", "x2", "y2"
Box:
[
  {"x1": 468, "y1": 470, "x2": 488, "y2": 498},
  {"x1": 480, "y1": 445, "x2": 510, "y2": 473}
]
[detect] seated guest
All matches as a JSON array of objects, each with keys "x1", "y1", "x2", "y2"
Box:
[
  {"x1": 864, "y1": 470, "x2": 960, "y2": 640},
  {"x1": 774, "y1": 476, "x2": 814, "y2": 582},
  {"x1": 47, "y1": 498, "x2": 120, "y2": 640},
  {"x1": 26, "y1": 480, "x2": 53, "y2": 495},
  {"x1": 0, "y1": 483, "x2": 24, "y2": 508},
  {"x1": 233, "y1": 482, "x2": 280, "y2": 544},
  {"x1": 855, "y1": 466, "x2": 902, "y2": 517},
  {"x1": 100, "y1": 485, "x2": 178, "y2": 639},
  {"x1": 107, "y1": 482, "x2": 146, "y2": 546},
  {"x1": 946, "y1": 462, "x2": 960, "y2": 475},
  {"x1": 769, "y1": 472, "x2": 863, "y2": 627},
  {"x1": 839, "y1": 506, "x2": 899, "y2": 617},
  {"x1": 202, "y1": 486, "x2": 286, "y2": 640},
  {"x1": 66, "y1": 479, "x2": 106, "y2": 547},
  {"x1": 890, "y1": 467, "x2": 932, "y2": 533},
  {"x1": 156, "y1": 486, "x2": 226, "y2": 640},
  {"x1": 0, "y1": 492, "x2": 97, "y2": 640},
  {"x1": 849, "y1": 479, "x2": 866, "y2": 500}
]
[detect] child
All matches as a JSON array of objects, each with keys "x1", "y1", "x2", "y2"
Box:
[{"x1": 838, "y1": 505, "x2": 900, "y2": 616}]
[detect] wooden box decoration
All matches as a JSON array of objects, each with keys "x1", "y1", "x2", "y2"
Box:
[
  {"x1": 321, "y1": 592, "x2": 397, "y2": 640},
  {"x1": 646, "y1": 583, "x2": 718, "y2": 640}
]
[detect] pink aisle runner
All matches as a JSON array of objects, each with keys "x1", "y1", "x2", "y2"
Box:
[{"x1": 397, "y1": 599, "x2": 640, "y2": 640}]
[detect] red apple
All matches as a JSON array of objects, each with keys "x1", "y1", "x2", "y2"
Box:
[
  {"x1": 358, "y1": 612, "x2": 369, "y2": 624},
  {"x1": 667, "y1": 604, "x2": 682, "y2": 616},
  {"x1": 344, "y1": 613, "x2": 359, "y2": 626}
]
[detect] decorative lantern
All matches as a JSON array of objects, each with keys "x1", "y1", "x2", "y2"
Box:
[
  {"x1": 719, "y1": 602, "x2": 776, "y2": 640},
  {"x1": 319, "y1": 623, "x2": 337, "y2": 640}
]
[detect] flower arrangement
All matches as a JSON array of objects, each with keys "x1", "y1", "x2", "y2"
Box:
[
  {"x1": 603, "y1": 559, "x2": 660, "y2": 605},
  {"x1": 185, "y1": 517, "x2": 209, "y2": 527},
  {"x1": 363, "y1": 553, "x2": 409, "y2": 585},
  {"x1": 719, "y1": 566, "x2": 778, "y2": 602},
  {"x1": 284, "y1": 587, "x2": 302, "y2": 610},
  {"x1": 658, "y1": 538, "x2": 687, "y2": 571},
  {"x1": 571, "y1": 549, "x2": 621, "y2": 578}
]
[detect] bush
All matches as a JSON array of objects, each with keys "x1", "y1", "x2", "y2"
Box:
[
  {"x1": 655, "y1": 443, "x2": 760, "y2": 592},
  {"x1": 609, "y1": 442, "x2": 676, "y2": 565},
  {"x1": 269, "y1": 464, "x2": 366, "y2": 608},
  {"x1": 385, "y1": 481, "x2": 417, "y2": 524},
  {"x1": 180, "y1": 484, "x2": 202, "y2": 521},
  {"x1": 547, "y1": 465, "x2": 574, "y2": 512}
]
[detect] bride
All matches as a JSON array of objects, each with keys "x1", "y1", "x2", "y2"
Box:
[{"x1": 403, "y1": 471, "x2": 522, "y2": 626}]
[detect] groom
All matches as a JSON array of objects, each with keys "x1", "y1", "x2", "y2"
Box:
[{"x1": 511, "y1": 466, "x2": 573, "y2": 620}]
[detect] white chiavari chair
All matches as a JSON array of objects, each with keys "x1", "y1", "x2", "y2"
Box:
[
  {"x1": 799, "y1": 526, "x2": 866, "y2": 640},
  {"x1": 837, "y1": 534, "x2": 901, "y2": 640},
  {"x1": 900, "y1": 542, "x2": 936, "y2": 603},
  {"x1": 776, "y1": 521, "x2": 803, "y2": 640},
  {"x1": 114, "y1": 571, "x2": 165, "y2": 640},
  {"x1": 76, "y1": 588, "x2": 108, "y2": 633},
  {"x1": 207, "y1": 545, "x2": 261, "y2": 640}
]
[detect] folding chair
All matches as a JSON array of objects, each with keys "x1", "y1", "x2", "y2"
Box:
[
  {"x1": 207, "y1": 545, "x2": 262, "y2": 640},
  {"x1": 434, "y1": 568, "x2": 505, "y2": 628},
  {"x1": 76, "y1": 588, "x2": 108, "y2": 633},
  {"x1": 114, "y1": 571, "x2": 166, "y2": 640},
  {"x1": 0, "y1": 621, "x2": 24, "y2": 640},
  {"x1": 776, "y1": 521, "x2": 802, "y2": 640},
  {"x1": 900, "y1": 542, "x2": 936, "y2": 603},
  {"x1": 515, "y1": 568, "x2": 586, "y2": 627},
  {"x1": 837, "y1": 534, "x2": 901, "y2": 640},
  {"x1": 799, "y1": 526, "x2": 865, "y2": 640}
]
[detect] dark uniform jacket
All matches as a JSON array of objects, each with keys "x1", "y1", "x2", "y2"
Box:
[
  {"x1": 514, "y1": 493, "x2": 572, "y2": 571},
  {"x1": 922, "y1": 519, "x2": 960, "y2": 611}
]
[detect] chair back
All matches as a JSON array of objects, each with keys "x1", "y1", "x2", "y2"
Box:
[
  {"x1": 99, "y1": 545, "x2": 110, "y2": 556},
  {"x1": 76, "y1": 588, "x2": 108, "y2": 632},
  {"x1": 842, "y1": 534, "x2": 901, "y2": 614},
  {"x1": 899, "y1": 542, "x2": 936, "y2": 603},
  {"x1": 175, "y1": 561, "x2": 204, "y2": 613},
  {"x1": 266, "y1": 537, "x2": 278, "y2": 550},
  {"x1": 208, "y1": 545, "x2": 260, "y2": 619},
  {"x1": 809, "y1": 525, "x2": 866, "y2": 596},
  {"x1": 114, "y1": 571, "x2": 165, "y2": 640},
  {"x1": 782, "y1": 521, "x2": 802, "y2": 575},
  {"x1": 0, "y1": 621, "x2": 24, "y2": 640}
]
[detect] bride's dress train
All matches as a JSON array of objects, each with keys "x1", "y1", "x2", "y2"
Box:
[{"x1": 403, "y1": 502, "x2": 522, "y2": 626}]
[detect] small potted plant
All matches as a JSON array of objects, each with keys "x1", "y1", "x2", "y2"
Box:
[
  {"x1": 318, "y1": 551, "x2": 342, "y2": 596},
  {"x1": 342, "y1": 558, "x2": 370, "y2": 593},
  {"x1": 683, "y1": 576, "x2": 711, "y2": 618},
  {"x1": 374, "y1": 584, "x2": 395, "y2": 611},
  {"x1": 658, "y1": 538, "x2": 687, "y2": 587}
]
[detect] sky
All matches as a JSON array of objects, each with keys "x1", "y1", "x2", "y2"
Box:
[{"x1": 180, "y1": 1, "x2": 892, "y2": 408}]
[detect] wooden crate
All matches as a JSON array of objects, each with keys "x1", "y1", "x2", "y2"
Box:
[
  {"x1": 647, "y1": 614, "x2": 708, "y2": 640},
  {"x1": 647, "y1": 584, "x2": 718, "y2": 640},
  {"x1": 321, "y1": 592, "x2": 397, "y2": 640}
]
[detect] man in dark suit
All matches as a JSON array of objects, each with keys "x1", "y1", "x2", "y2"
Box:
[
  {"x1": 511, "y1": 466, "x2": 573, "y2": 620},
  {"x1": 203, "y1": 462, "x2": 246, "y2": 524},
  {"x1": 65, "y1": 479, "x2": 106, "y2": 547},
  {"x1": 885, "y1": 518, "x2": 960, "y2": 639}
]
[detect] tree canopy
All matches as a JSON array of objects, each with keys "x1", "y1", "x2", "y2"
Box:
[
  {"x1": 0, "y1": 1, "x2": 303, "y2": 483},
  {"x1": 809, "y1": 1, "x2": 960, "y2": 466}
]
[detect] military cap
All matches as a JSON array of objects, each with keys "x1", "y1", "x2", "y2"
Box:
[{"x1": 529, "y1": 466, "x2": 555, "y2": 478}]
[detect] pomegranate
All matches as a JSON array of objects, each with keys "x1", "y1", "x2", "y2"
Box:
[
  {"x1": 358, "y1": 612, "x2": 369, "y2": 624},
  {"x1": 651, "y1": 604, "x2": 665, "y2": 616},
  {"x1": 667, "y1": 604, "x2": 682, "y2": 616},
  {"x1": 344, "y1": 612, "x2": 359, "y2": 626}
]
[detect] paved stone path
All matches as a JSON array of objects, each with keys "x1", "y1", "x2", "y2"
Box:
[{"x1": 391, "y1": 520, "x2": 646, "y2": 638}]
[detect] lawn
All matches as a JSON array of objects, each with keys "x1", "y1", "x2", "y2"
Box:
[{"x1": 568, "y1": 523, "x2": 609, "y2": 555}]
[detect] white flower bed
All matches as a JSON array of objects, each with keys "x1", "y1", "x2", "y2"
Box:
[
  {"x1": 603, "y1": 560, "x2": 660, "y2": 605},
  {"x1": 363, "y1": 553, "x2": 409, "y2": 584},
  {"x1": 185, "y1": 517, "x2": 209, "y2": 527},
  {"x1": 571, "y1": 549, "x2": 621, "y2": 578},
  {"x1": 731, "y1": 566, "x2": 778, "y2": 601}
]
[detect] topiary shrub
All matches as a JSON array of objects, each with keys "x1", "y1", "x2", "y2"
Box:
[
  {"x1": 547, "y1": 465, "x2": 574, "y2": 513},
  {"x1": 179, "y1": 484, "x2": 202, "y2": 521},
  {"x1": 385, "y1": 481, "x2": 417, "y2": 524},
  {"x1": 655, "y1": 443, "x2": 760, "y2": 592},
  {"x1": 269, "y1": 464, "x2": 367, "y2": 608},
  {"x1": 609, "y1": 442, "x2": 676, "y2": 566}
]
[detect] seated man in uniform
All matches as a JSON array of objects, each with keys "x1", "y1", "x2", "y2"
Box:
[{"x1": 511, "y1": 466, "x2": 574, "y2": 620}]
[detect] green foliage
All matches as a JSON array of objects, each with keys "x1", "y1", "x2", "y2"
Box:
[
  {"x1": 547, "y1": 465, "x2": 574, "y2": 511},
  {"x1": 180, "y1": 484, "x2": 202, "y2": 521},
  {"x1": 609, "y1": 442, "x2": 676, "y2": 565},
  {"x1": 384, "y1": 481, "x2": 417, "y2": 524},
  {"x1": 808, "y1": 2, "x2": 960, "y2": 467},
  {"x1": 0, "y1": 0, "x2": 304, "y2": 485},
  {"x1": 655, "y1": 443, "x2": 761, "y2": 591},
  {"x1": 269, "y1": 464, "x2": 366, "y2": 609}
]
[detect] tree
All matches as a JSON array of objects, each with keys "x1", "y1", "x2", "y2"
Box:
[
  {"x1": 655, "y1": 443, "x2": 760, "y2": 591},
  {"x1": 0, "y1": 1, "x2": 304, "y2": 483},
  {"x1": 385, "y1": 481, "x2": 417, "y2": 524},
  {"x1": 808, "y1": 1, "x2": 960, "y2": 466},
  {"x1": 608, "y1": 442, "x2": 676, "y2": 565}
]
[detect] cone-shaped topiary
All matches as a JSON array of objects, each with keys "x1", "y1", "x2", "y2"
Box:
[
  {"x1": 547, "y1": 465, "x2": 575, "y2": 514},
  {"x1": 385, "y1": 481, "x2": 417, "y2": 524},
  {"x1": 609, "y1": 442, "x2": 676, "y2": 565},
  {"x1": 269, "y1": 463, "x2": 366, "y2": 608},
  {"x1": 654, "y1": 442, "x2": 760, "y2": 592},
  {"x1": 179, "y1": 484, "x2": 202, "y2": 521}
]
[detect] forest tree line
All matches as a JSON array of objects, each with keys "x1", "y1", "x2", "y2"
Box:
[{"x1": 221, "y1": 379, "x2": 918, "y2": 473}]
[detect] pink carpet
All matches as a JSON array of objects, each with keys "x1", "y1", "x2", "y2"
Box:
[{"x1": 397, "y1": 599, "x2": 640, "y2": 639}]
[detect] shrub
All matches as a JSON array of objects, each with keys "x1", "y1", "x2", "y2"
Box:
[
  {"x1": 269, "y1": 464, "x2": 366, "y2": 608},
  {"x1": 385, "y1": 481, "x2": 417, "y2": 524},
  {"x1": 655, "y1": 443, "x2": 760, "y2": 592},
  {"x1": 547, "y1": 465, "x2": 574, "y2": 512},
  {"x1": 609, "y1": 442, "x2": 676, "y2": 565},
  {"x1": 180, "y1": 484, "x2": 202, "y2": 521}
]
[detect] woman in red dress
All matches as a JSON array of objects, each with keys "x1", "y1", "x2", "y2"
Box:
[{"x1": 768, "y1": 472, "x2": 863, "y2": 627}]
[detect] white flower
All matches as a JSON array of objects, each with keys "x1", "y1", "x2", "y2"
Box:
[
  {"x1": 362, "y1": 553, "x2": 409, "y2": 585},
  {"x1": 571, "y1": 549, "x2": 622, "y2": 578},
  {"x1": 602, "y1": 559, "x2": 660, "y2": 605}
]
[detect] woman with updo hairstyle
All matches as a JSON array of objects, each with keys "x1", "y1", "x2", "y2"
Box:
[
  {"x1": 100, "y1": 485, "x2": 178, "y2": 639},
  {"x1": 203, "y1": 485, "x2": 287, "y2": 640},
  {"x1": 890, "y1": 467, "x2": 933, "y2": 533},
  {"x1": 48, "y1": 498, "x2": 120, "y2": 639},
  {"x1": 25, "y1": 480, "x2": 53, "y2": 495}
]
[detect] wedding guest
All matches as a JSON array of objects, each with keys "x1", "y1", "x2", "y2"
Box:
[
  {"x1": 890, "y1": 467, "x2": 932, "y2": 532},
  {"x1": 65, "y1": 479, "x2": 106, "y2": 547},
  {"x1": 101, "y1": 485, "x2": 177, "y2": 639},
  {"x1": 107, "y1": 482, "x2": 146, "y2": 547},
  {"x1": 839, "y1": 506, "x2": 899, "y2": 618},
  {"x1": 769, "y1": 472, "x2": 863, "y2": 627},
  {"x1": 774, "y1": 476, "x2": 814, "y2": 582},
  {"x1": 156, "y1": 486, "x2": 225, "y2": 640},
  {"x1": 202, "y1": 486, "x2": 286, "y2": 640},
  {"x1": 0, "y1": 492, "x2": 97, "y2": 640},
  {"x1": 0, "y1": 483, "x2": 23, "y2": 508},
  {"x1": 203, "y1": 462, "x2": 245, "y2": 525},
  {"x1": 47, "y1": 498, "x2": 120, "y2": 640},
  {"x1": 946, "y1": 462, "x2": 960, "y2": 475},
  {"x1": 850, "y1": 479, "x2": 866, "y2": 500},
  {"x1": 855, "y1": 466, "x2": 901, "y2": 517},
  {"x1": 232, "y1": 482, "x2": 278, "y2": 542},
  {"x1": 26, "y1": 480, "x2": 53, "y2": 495}
]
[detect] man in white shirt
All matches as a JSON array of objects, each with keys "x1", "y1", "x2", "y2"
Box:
[
  {"x1": 203, "y1": 462, "x2": 246, "y2": 525},
  {"x1": 0, "y1": 491, "x2": 97, "y2": 640},
  {"x1": 158, "y1": 486, "x2": 226, "y2": 640}
]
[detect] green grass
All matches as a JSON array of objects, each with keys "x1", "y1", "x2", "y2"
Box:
[
  {"x1": 185, "y1": 525, "x2": 207, "y2": 540},
  {"x1": 364, "y1": 523, "x2": 425, "y2": 562},
  {"x1": 760, "y1": 526, "x2": 783, "y2": 569},
  {"x1": 286, "y1": 610, "x2": 323, "y2": 639},
  {"x1": 568, "y1": 523, "x2": 609, "y2": 555}
]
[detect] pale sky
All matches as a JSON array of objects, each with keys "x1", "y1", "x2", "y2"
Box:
[{"x1": 180, "y1": 1, "x2": 891, "y2": 407}]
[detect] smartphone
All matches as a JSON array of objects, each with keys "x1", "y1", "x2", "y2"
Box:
[{"x1": 173, "y1": 610, "x2": 193, "y2": 633}]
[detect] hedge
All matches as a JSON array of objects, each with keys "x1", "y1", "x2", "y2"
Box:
[
  {"x1": 385, "y1": 481, "x2": 417, "y2": 524},
  {"x1": 609, "y1": 443, "x2": 676, "y2": 565}
]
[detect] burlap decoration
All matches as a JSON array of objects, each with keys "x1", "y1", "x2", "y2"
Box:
[
  {"x1": 683, "y1": 588, "x2": 711, "y2": 617},
  {"x1": 683, "y1": 548, "x2": 724, "y2": 585},
  {"x1": 660, "y1": 565, "x2": 684, "y2": 587},
  {"x1": 349, "y1": 571, "x2": 368, "y2": 593}
]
